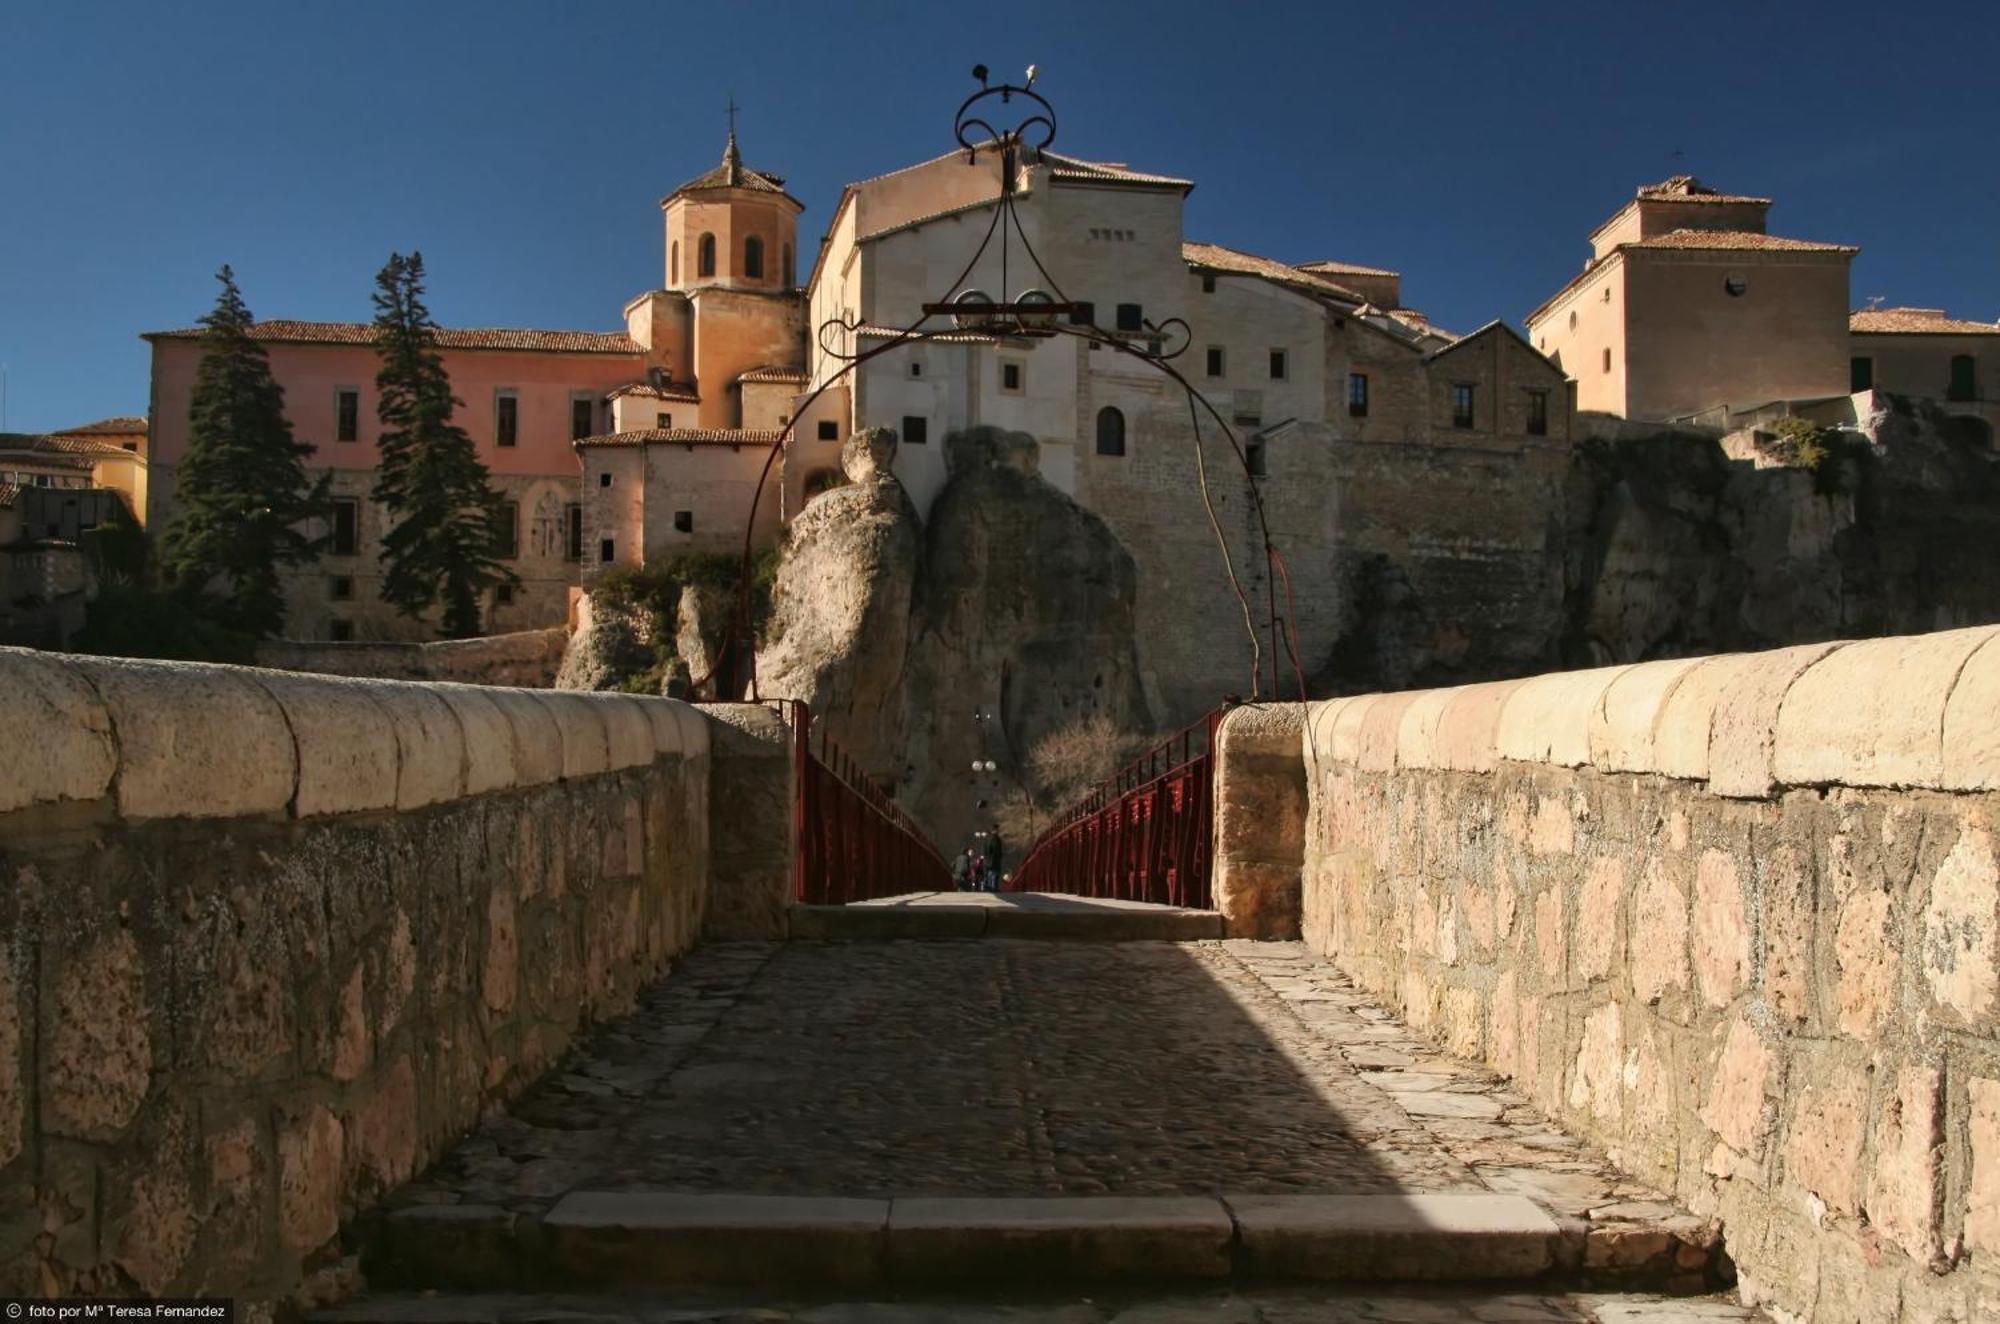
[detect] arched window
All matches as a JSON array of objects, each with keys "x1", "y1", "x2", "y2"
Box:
[
  {"x1": 783, "y1": 243, "x2": 794, "y2": 286},
  {"x1": 1095, "y1": 406, "x2": 1126, "y2": 457},
  {"x1": 697, "y1": 233, "x2": 716, "y2": 278},
  {"x1": 744, "y1": 235, "x2": 765, "y2": 279},
  {"x1": 670, "y1": 241, "x2": 679, "y2": 285}
]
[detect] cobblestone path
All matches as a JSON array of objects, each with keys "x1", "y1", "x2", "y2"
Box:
[{"x1": 392, "y1": 939, "x2": 1696, "y2": 1253}]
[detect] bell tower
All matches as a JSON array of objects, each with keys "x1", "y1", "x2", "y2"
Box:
[{"x1": 661, "y1": 112, "x2": 803, "y2": 294}]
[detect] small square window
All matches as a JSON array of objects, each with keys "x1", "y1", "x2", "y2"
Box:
[
  {"x1": 673, "y1": 510, "x2": 693, "y2": 533},
  {"x1": 657, "y1": 411, "x2": 672, "y2": 428},
  {"x1": 329, "y1": 619, "x2": 354, "y2": 642},
  {"x1": 1206, "y1": 347, "x2": 1225, "y2": 378},
  {"x1": 1000, "y1": 361, "x2": 1024, "y2": 393},
  {"x1": 1269, "y1": 349, "x2": 1288, "y2": 381},
  {"x1": 910, "y1": 361, "x2": 924, "y2": 378},
  {"x1": 496, "y1": 392, "x2": 518, "y2": 447},
  {"x1": 1115, "y1": 303, "x2": 1143, "y2": 332},
  {"x1": 599, "y1": 538, "x2": 615, "y2": 563},
  {"x1": 495, "y1": 584, "x2": 515, "y2": 606},
  {"x1": 1069, "y1": 301, "x2": 1094, "y2": 326},
  {"x1": 817, "y1": 419, "x2": 838, "y2": 441},
  {"x1": 1201, "y1": 274, "x2": 1216, "y2": 293},
  {"x1": 599, "y1": 472, "x2": 612, "y2": 488},
  {"x1": 902, "y1": 415, "x2": 928, "y2": 445},
  {"x1": 330, "y1": 574, "x2": 354, "y2": 601}
]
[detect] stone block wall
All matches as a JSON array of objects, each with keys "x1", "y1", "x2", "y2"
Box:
[
  {"x1": 0, "y1": 649, "x2": 711, "y2": 1307},
  {"x1": 1293, "y1": 627, "x2": 2000, "y2": 1322},
  {"x1": 1212, "y1": 704, "x2": 1307, "y2": 939},
  {"x1": 254, "y1": 626, "x2": 568, "y2": 688}
]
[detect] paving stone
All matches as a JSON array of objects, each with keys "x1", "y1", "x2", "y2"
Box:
[
  {"x1": 886, "y1": 1196, "x2": 1233, "y2": 1282},
  {"x1": 541, "y1": 1193, "x2": 889, "y2": 1289}
]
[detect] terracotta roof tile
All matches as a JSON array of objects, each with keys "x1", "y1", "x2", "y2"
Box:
[
  {"x1": 0, "y1": 433, "x2": 123, "y2": 462},
  {"x1": 0, "y1": 482, "x2": 17, "y2": 510},
  {"x1": 856, "y1": 324, "x2": 1002, "y2": 344},
  {"x1": 1183, "y1": 242, "x2": 1365, "y2": 302},
  {"x1": 573, "y1": 427, "x2": 782, "y2": 448},
  {"x1": 145, "y1": 320, "x2": 642, "y2": 354},
  {"x1": 1625, "y1": 229, "x2": 1855, "y2": 253},
  {"x1": 1296, "y1": 259, "x2": 1399, "y2": 278},
  {"x1": 1850, "y1": 307, "x2": 2000, "y2": 335},
  {"x1": 607, "y1": 381, "x2": 701, "y2": 403},
  {"x1": 1040, "y1": 151, "x2": 1193, "y2": 190},
  {"x1": 739, "y1": 365, "x2": 809, "y2": 384},
  {"x1": 54, "y1": 415, "x2": 146, "y2": 436},
  {"x1": 1636, "y1": 175, "x2": 1771, "y2": 205}
]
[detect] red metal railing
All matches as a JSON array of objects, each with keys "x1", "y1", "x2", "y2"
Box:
[
  {"x1": 789, "y1": 699, "x2": 953, "y2": 904},
  {"x1": 1008, "y1": 705, "x2": 1230, "y2": 908}
]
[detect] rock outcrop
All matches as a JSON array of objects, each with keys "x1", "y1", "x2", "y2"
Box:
[{"x1": 553, "y1": 595, "x2": 653, "y2": 692}]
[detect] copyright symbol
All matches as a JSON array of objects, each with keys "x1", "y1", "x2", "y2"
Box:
[{"x1": 9, "y1": 1302, "x2": 23, "y2": 1318}]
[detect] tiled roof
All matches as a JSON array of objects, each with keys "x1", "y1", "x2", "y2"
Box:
[
  {"x1": 666, "y1": 131, "x2": 797, "y2": 204},
  {"x1": 0, "y1": 482, "x2": 18, "y2": 510},
  {"x1": 573, "y1": 427, "x2": 782, "y2": 448},
  {"x1": 0, "y1": 433, "x2": 119, "y2": 464},
  {"x1": 1850, "y1": 307, "x2": 2000, "y2": 335},
  {"x1": 1040, "y1": 151, "x2": 1194, "y2": 191},
  {"x1": 1183, "y1": 241, "x2": 1366, "y2": 303},
  {"x1": 607, "y1": 381, "x2": 701, "y2": 403},
  {"x1": 738, "y1": 365, "x2": 809, "y2": 384},
  {"x1": 1296, "y1": 259, "x2": 1399, "y2": 278},
  {"x1": 856, "y1": 324, "x2": 1002, "y2": 344},
  {"x1": 54, "y1": 415, "x2": 146, "y2": 436},
  {"x1": 1636, "y1": 175, "x2": 1771, "y2": 205},
  {"x1": 1379, "y1": 307, "x2": 1457, "y2": 341},
  {"x1": 145, "y1": 320, "x2": 643, "y2": 354},
  {"x1": 1625, "y1": 229, "x2": 1855, "y2": 253}
]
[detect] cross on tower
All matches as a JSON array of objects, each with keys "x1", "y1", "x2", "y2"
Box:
[{"x1": 726, "y1": 96, "x2": 739, "y2": 138}]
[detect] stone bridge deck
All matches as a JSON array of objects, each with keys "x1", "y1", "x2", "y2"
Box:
[{"x1": 359, "y1": 921, "x2": 1740, "y2": 1319}]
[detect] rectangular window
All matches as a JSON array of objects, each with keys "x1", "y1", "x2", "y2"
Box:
[
  {"x1": 1452, "y1": 383, "x2": 1476, "y2": 429},
  {"x1": 1269, "y1": 349, "x2": 1288, "y2": 381},
  {"x1": 1206, "y1": 347, "x2": 1225, "y2": 378},
  {"x1": 599, "y1": 538, "x2": 615, "y2": 563},
  {"x1": 335, "y1": 388, "x2": 359, "y2": 442},
  {"x1": 1246, "y1": 439, "x2": 1267, "y2": 477},
  {"x1": 673, "y1": 510, "x2": 693, "y2": 533},
  {"x1": 657, "y1": 411, "x2": 673, "y2": 429},
  {"x1": 1348, "y1": 372, "x2": 1369, "y2": 417},
  {"x1": 910, "y1": 360, "x2": 924, "y2": 378},
  {"x1": 1850, "y1": 356, "x2": 1874, "y2": 393},
  {"x1": 329, "y1": 619, "x2": 354, "y2": 642},
  {"x1": 1602, "y1": 347, "x2": 1612, "y2": 374},
  {"x1": 1000, "y1": 361, "x2": 1024, "y2": 393},
  {"x1": 331, "y1": 498, "x2": 359, "y2": 556},
  {"x1": 330, "y1": 575, "x2": 354, "y2": 601},
  {"x1": 571, "y1": 397, "x2": 594, "y2": 441},
  {"x1": 902, "y1": 415, "x2": 928, "y2": 445},
  {"x1": 496, "y1": 392, "x2": 518, "y2": 447},
  {"x1": 1201, "y1": 274, "x2": 1217, "y2": 294},
  {"x1": 1948, "y1": 355, "x2": 1976, "y2": 402},
  {"x1": 493, "y1": 500, "x2": 519, "y2": 559},
  {"x1": 599, "y1": 471, "x2": 612, "y2": 488},
  {"x1": 495, "y1": 584, "x2": 514, "y2": 606},
  {"x1": 817, "y1": 419, "x2": 838, "y2": 441},
  {"x1": 1115, "y1": 303, "x2": 1143, "y2": 332},
  {"x1": 1526, "y1": 388, "x2": 1549, "y2": 436},
  {"x1": 1069, "y1": 301, "x2": 1094, "y2": 326},
  {"x1": 565, "y1": 503, "x2": 583, "y2": 560}
]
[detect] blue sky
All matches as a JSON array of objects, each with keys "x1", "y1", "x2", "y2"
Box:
[{"x1": 2, "y1": 0, "x2": 1995, "y2": 432}]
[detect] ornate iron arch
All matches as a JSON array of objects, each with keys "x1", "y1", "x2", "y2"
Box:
[{"x1": 710, "y1": 67, "x2": 1309, "y2": 705}]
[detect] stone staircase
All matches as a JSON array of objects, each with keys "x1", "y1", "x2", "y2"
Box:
[{"x1": 314, "y1": 907, "x2": 1762, "y2": 1324}]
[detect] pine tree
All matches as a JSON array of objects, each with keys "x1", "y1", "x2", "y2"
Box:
[
  {"x1": 370, "y1": 251, "x2": 517, "y2": 638},
  {"x1": 164, "y1": 265, "x2": 332, "y2": 637}
]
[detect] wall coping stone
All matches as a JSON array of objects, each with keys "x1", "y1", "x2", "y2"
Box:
[
  {"x1": 0, "y1": 651, "x2": 702, "y2": 823},
  {"x1": 1301, "y1": 626, "x2": 2000, "y2": 797}
]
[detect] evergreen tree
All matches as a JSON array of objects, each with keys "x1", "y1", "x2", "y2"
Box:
[
  {"x1": 163, "y1": 265, "x2": 331, "y2": 636},
  {"x1": 370, "y1": 251, "x2": 517, "y2": 637}
]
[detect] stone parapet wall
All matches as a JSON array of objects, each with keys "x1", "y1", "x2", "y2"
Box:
[
  {"x1": 0, "y1": 649, "x2": 710, "y2": 1306},
  {"x1": 1212, "y1": 705, "x2": 1307, "y2": 939},
  {"x1": 1293, "y1": 627, "x2": 2000, "y2": 1323},
  {"x1": 255, "y1": 626, "x2": 569, "y2": 689}
]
